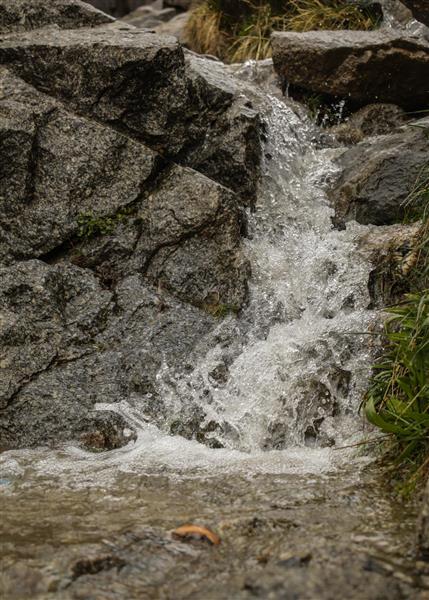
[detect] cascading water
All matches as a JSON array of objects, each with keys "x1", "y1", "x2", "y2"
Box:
[
  {"x1": 2, "y1": 67, "x2": 421, "y2": 600},
  {"x1": 0, "y1": 89, "x2": 380, "y2": 484}
]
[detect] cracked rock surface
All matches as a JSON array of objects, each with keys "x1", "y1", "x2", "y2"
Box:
[{"x1": 0, "y1": 0, "x2": 262, "y2": 450}]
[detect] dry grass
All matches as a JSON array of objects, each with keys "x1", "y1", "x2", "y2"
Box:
[
  {"x1": 185, "y1": 2, "x2": 227, "y2": 57},
  {"x1": 285, "y1": 0, "x2": 380, "y2": 32},
  {"x1": 228, "y1": 5, "x2": 288, "y2": 62},
  {"x1": 184, "y1": 0, "x2": 380, "y2": 62}
]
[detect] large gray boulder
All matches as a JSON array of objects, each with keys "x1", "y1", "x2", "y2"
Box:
[
  {"x1": 0, "y1": 67, "x2": 159, "y2": 265},
  {"x1": 0, "y1": 25, "x2": 261, "y2": 200},
  {"x1": 0, "y1": 0, "x2": 114, "y2": 33},
  {"x1": 271, "y1": 30, "x2": 429, "y2": 109},
  {"x1": 0, "y1": 266, "x2": 217, "y2": 449},
  {"x1": 329, "y1": 120, "x2": 429, "y2": 226},
  {"x1": 0, "y1": 1, "x2": 264, "y2": 450}
]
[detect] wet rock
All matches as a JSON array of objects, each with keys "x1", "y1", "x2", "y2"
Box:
[
  {"x1": 0, "y1": 0, "x2": 114, "y2": 33},
  {"x1": 360, "y1": 222, "x2": 421, "y2": 307},
  {"x1": 0, "y1": 67, "x2": 248, "y2": 306},
  {"x1": 0, "y1": 27, "x2": 191, "y2": 154},
  {"x1": 0, "y1": 0, "x2": 264, "y2": 449},
  {"x1": 86, "y1": 0, "x2": 155, "y2": 18},
  {"x1": 329, "y1": 119, "x2": 429, "y2": 227},
  {"x1": 140, "y1": 166, "x2": 249, "y2": 308},
  {"x1": 0, "y1": 270, "x2": 218, "y2": 448},
  {"x1": 185, "y1": 54, "x2": 262, "y2": 202},
  {"x1": 155, "y1": 11, "x2": 190, "y2": 43},
  {"x1": 271, "y1": 30, "x2": 429, "y2": 110},
  {"x1": 330, "y1": 103, "x2": 407, "y2": 145},
  {"x1": 401, "y1": 0, "x2": 429, "y2": 26},
  {"x1": 0, "y1": 25, "x2": 261, "y2": 200},
  {"x1": 122, "y1": 6, "x2": 177, "y2": 29},
  {"x1": 0, "y1": 260, "x2": 112, "y2": 410},
  {"x1": 0, "y1": 260, "x2": 132, "y2": 448},
  {"x1": 0, "y1": 68, "x2": 160, "y2": 265},
  {"x1": 69, "y1": 164, "x2": 249, "y2": 308},
  {"x1": 79, "y1": 413, "x2": 136, "y2": 451}
]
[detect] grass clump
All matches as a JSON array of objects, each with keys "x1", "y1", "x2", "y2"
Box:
[
  {"x1": 364, "y1": 164, "x2": 429, "y2": 492},
  {"x1": 185, "y1": 0, "x2": 380, "y2": 62},
  {"x1": 364, "y1": 292, "x2": 429, "y2": 491},
  {"x1": 285, "y1": 0, "x2": 379, "y2": 32}
]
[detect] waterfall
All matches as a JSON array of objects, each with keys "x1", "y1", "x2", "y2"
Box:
[
  {"x1": 0, "y1": 91, "x2": 379, "y2": 483},
  {"x1": 150, "y1": 94, "x2": 377, "y2": 452}
]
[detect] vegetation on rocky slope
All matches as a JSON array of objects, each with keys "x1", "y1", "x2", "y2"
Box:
[
  {"x1": 185, "y1": 0, "x2": 381, "y2": 62},
  {"x1": 364, "y1": 163, "x2": 429, "y2": 491}
]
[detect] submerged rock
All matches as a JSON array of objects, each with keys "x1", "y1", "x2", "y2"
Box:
[
  {"x1": 329, "y1": 119, "x2": 429, "y2": 226},
  {"x1": 271, "y1": 30, "x2": 429, "y2": 110}
]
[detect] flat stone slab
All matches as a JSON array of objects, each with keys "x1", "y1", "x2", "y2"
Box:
[{"x1": 272, "y1": 29, "x2": 429, "y2": 109}]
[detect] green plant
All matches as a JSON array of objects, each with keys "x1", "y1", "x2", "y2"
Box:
[
  {"x1": 77, "y1": 205, "x2": 135, "y2": 239},
  {"x1": 228, "y1": 4, "x2": 287, "y2": 62},
  {"x1": 364, "y1": 292, "x2": 429, "y2": 489},
  {"x1": 403, "y1": 162, "x2": 429, "y2": 223},
  {"x1": 77, "y1": 213, "x2": 116, "y2": 238}
]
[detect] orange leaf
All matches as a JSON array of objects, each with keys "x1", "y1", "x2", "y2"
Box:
[{"x1": 172, "y1": 524, "x2": 221, "y2": 545}]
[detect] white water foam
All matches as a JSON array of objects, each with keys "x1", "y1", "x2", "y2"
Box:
[{"x1": 0, "y1": 92, "x2": 378, "y2": 487}]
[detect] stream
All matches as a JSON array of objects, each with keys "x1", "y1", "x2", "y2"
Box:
[{"x1": 0, "y1": 82, "x2": 424, "y2": 599}]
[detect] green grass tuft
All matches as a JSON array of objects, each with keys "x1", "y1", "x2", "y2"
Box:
[{"x1": 364, "y1": 292, "x2": 429, "y2": 490}]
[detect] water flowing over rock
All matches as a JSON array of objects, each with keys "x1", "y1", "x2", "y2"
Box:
[
  {"x1": 1, "y1": 2, "x2": 427, "y2": 597},
  {"x1": 271, "y1": 29, "x2": 429, "y2": 109}
]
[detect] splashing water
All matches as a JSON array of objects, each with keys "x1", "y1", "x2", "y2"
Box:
[
  {"x1": 0, "y1": 93, "x2": 378, "y2": 484},
  {"x1": 151, "y1": 95, "x2": 376, "y2": 454}
]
